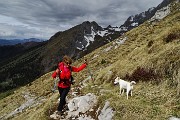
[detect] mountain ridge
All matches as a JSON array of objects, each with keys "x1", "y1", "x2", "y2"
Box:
[
  {"x1": 120, "y1": 0, "x2": 172, "y2": 31},
  {"x1": 0, "y1": 38, "x2": 45, "y2": 46},
  {"x1": 0, "y1": 0, "x2": 175, "y2": 93}
]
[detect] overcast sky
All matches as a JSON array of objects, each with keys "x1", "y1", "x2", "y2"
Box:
[{"x1": 0, "y1": 0, "x2": 163, "y2": 40}]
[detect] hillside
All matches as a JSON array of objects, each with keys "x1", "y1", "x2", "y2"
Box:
[
  {"x1": 121, "y1": 0, "x2": 172, "y2": 31},
  {"x1": 0, "y1": 0, "x2": 180, "y2": 120},
  {"x1": 0, "y1": 41, "x2": 44, "y2": 61},
  {"x1": 0, "y1": 21, "x2": 121, "y2": 93},
  {"x1": 0, "y1": 38, "x2": 44, "y2": 46},
  {"x1": 0, "y1": 0, "x2": 173, "y2": 94}
]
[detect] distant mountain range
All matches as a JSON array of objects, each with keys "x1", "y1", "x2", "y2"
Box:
[
  {"x1": 0, "y1": 38, "x2": 45, "y2": 46},
  {"x1": 119, "y1": 0, "x2": 172, "y2": 31},
  {"x1": 0, "y1": 0, "x2": 173, "y2": 92}
]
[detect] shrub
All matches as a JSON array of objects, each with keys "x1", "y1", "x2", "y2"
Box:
[
  {"x1": 147, "y1": 40, "x2": 153, "y2": 47},
  {"x1": 101, "y1": 59, "x2": 106, "y2": 64},
  {"x1": 164, "y1": 33, "x2": 180, "y2": 43},
  {"x1": 0, "y1": 89, "x2": 14, "y2": 99},
  {"x1": 124, "y1": 67, "x2": 161, "y2": 83}
]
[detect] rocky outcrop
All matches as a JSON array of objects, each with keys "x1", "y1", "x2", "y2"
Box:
[{"x1": 120, "y1": 0, "x2": 173, "y2": 31}]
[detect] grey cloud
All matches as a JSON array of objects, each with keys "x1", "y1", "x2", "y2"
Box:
[
  {"x1": 0, "y1": 0, "x2": 162, "y2": 39},
  {"x1": 0, "y1": 23, "x2": 52, "y2": 39}
]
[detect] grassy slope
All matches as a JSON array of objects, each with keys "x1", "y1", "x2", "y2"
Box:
[
  {"x1": 0, "y1": 1, "x2": 180, "y2": 120},
  {"x1": 74, "y1": 2, "x2": 180, "y2": 119}
]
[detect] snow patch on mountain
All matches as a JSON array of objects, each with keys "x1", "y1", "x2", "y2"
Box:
[
  {"x1": 83, "y1": 27, "x2": 96, "y2": 49},
  {"x1": 76, "y1": 27, "x2": 96, "y2": 51},
  {"x1": 131, "y1": 22, "x2": 139, "y2": 27},
  {"x1": 97, "y1": 30, "x2": 109, "y2": 37},
  {"x1": 140, "y1": 12, "x2": 146, "y2": 18},
  {"x1": 150, "y1": 4, "x2": 170, "y2": 21},
  {"x1": 129, "y1": 16, "x2": 134, "y2": 22},
  {"x1": 119, "y1": 26, "x2": 128, "y2": 32},
  {"x1": 76, "y1": 26, "x2": 120, "y2": 51},
  {"x1": 148, "y1": 7, "x2": 156, "y2": 13}
]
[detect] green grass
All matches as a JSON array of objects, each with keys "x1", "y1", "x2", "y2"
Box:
[
  {"x1": 89, "y1": 81, "x2": 180, "y2": 120},
  {"x1": 0, "y1": 89, "x2": 15, "y2": 100}
]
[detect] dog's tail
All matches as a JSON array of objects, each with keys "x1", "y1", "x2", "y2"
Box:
[{"x1": 130, "y1": 81, "x2": 136, "y2": 85}]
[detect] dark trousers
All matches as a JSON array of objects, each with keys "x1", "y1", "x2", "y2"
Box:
[{"x1": 57, "y1": 87, "x2": 70, "y2": 111}]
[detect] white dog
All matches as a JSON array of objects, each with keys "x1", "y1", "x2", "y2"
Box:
[{"x1": 114, "y1": 77, "x2": 136, "y2": 99}]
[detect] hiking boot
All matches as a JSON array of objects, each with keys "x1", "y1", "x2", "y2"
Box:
[
  {"x1": 62, "y1": 105, "x2": 69, "y2": 112},
  {"x1": 51, "y1": 111, "x2": 64, "y2": 119},
  {"x1": 58, "y1": 111, "x2": 64, "y2": 115}
]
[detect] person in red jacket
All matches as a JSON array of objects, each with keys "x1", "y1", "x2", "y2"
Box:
[{"x1": 52, "y1": 55, "x2": 87, "y2": 114}]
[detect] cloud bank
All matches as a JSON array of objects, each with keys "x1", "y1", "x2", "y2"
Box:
[{"x1": 0, "y1": 0, "x2": 162, "y2": 39}]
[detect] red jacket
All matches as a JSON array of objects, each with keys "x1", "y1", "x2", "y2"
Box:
[{"x1": 52, "y1": 62, "x2": 87, "y2": 88}]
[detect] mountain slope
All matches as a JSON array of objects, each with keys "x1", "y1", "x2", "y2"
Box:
[
  {"x1": 0, "y1": 21, "x2": 121, "y2": 92},
  {"x1": 0, "y1": 0, "x2": 179, "y2": 120},
  {"x1": 0, "y1": 41, "x2": 44, "y2": 61},
  {"x1": 41, "y1": 21, "x2": 121, "y2": 73},
  {"x1": 121, "y1": 0, "x2": 172, "y2": 31},
  {"x1": 0, "y1": 0, "x2": 172, "y2": 93},
  {"x1": 0, "y1": 38, "x2": 44, "y2": 46}
]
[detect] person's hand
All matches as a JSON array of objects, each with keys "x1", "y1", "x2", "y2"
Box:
[
  {"x1": 84, "y1": 59, "x2": 88, "y2": 65},
  {"x1": 56, "y1": 68, "x2": 60, "y2": 74}
]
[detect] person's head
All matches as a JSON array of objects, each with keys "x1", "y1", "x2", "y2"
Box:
[{"x1": 62, "y1": 55, "x2": 72, "y2": 66}]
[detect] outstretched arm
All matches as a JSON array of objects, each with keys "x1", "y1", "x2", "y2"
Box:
[
  {"x1": 71, "y1": 59, "x2": 88, "y2": 72},
  {"x1": 52, "y1": 68, "x2": 60, "y2": 78},
  {"x1": 71, "y1": 63, "x2": 87, "y2": 72}
]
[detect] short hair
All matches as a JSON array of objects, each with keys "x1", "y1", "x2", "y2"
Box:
[{"x1": 62, "y1": 55, "x2": 72, "y2": 64}]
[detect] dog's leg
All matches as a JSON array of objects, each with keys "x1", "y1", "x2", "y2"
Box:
[
  {"x1": 131, "y1": 90, "x2": 133, "y2": 96},
  {"x1": 122, "y1": 89, "x2": 124, "y2": 95},
  {"x1": 119, "y1": 87, "x2": 122, "y2": 95},
  {"x1": 126, "y1": 89, "x2": 129, "y2": 99},
  {"x1": 127, "y1": 92, "x2": 128, "y2": 99}
]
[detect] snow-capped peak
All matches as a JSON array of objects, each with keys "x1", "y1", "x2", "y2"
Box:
[{"x1": 75, "y1": 26, "x2": 120, "y2": 51}]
